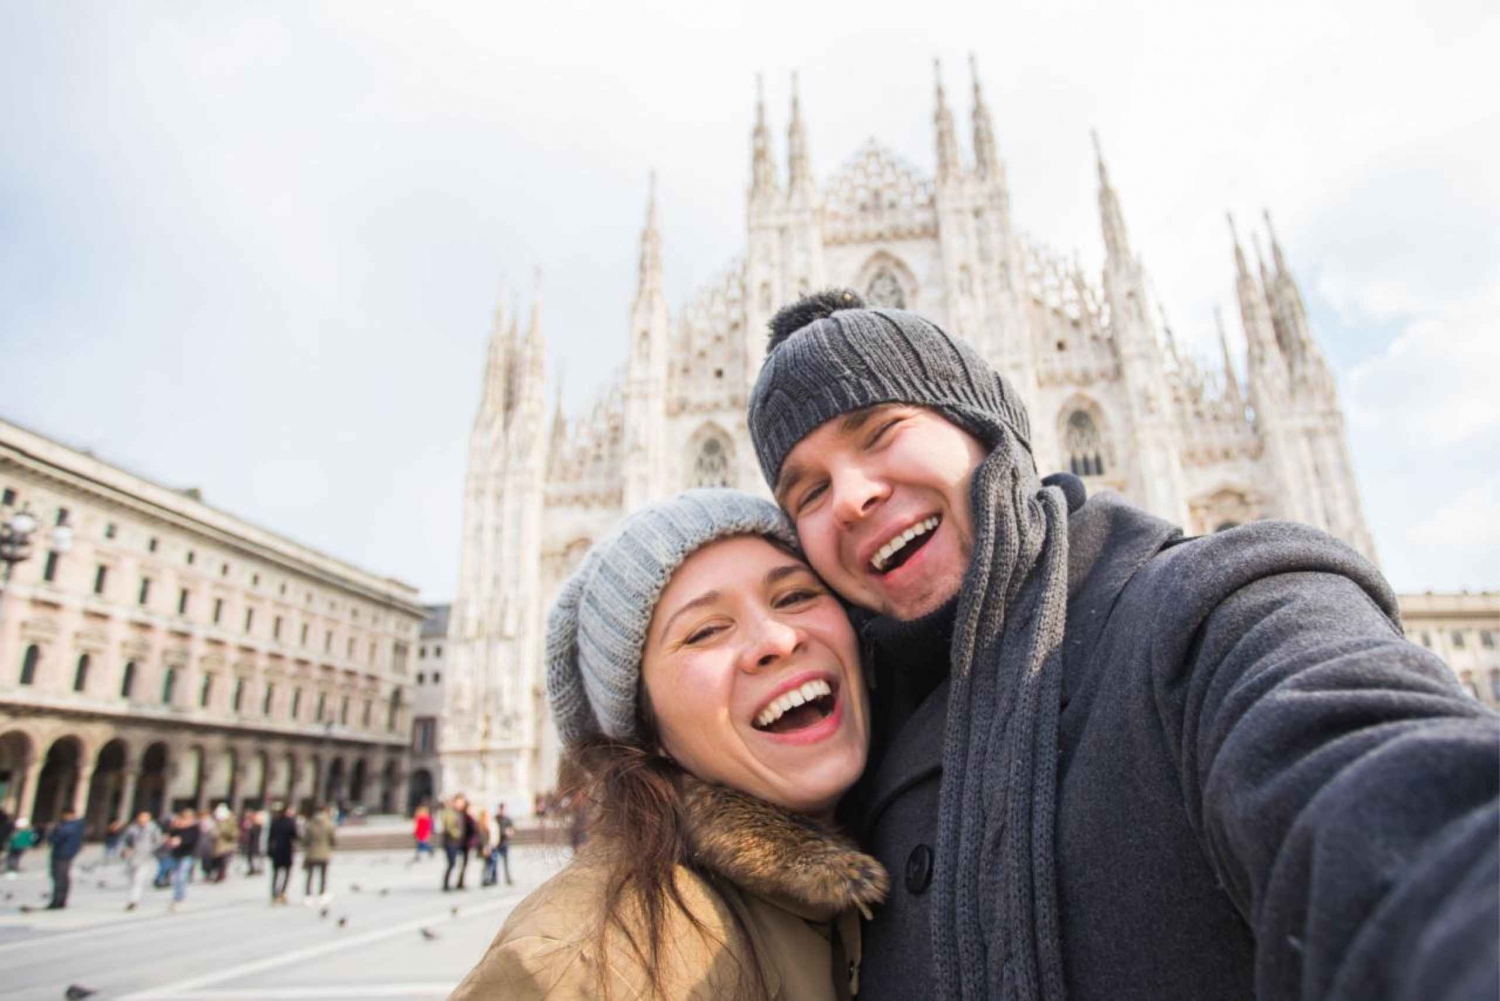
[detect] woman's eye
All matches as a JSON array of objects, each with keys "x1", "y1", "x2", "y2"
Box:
[
  {"x1": 683, "y1": 624, "x2": 725, "y2": 645},
  {"x1": 775, "y1": 587, "x2": 822, "y2": 608}
]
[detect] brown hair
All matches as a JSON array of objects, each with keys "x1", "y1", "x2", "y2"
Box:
[{"x1": 562, "y1": 697, "x2": 768, "y2": 1001}]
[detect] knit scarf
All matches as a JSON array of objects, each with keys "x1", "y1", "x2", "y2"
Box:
[{"x1": 932, "y1": 423, "x2": 1071, "y2": 1001}]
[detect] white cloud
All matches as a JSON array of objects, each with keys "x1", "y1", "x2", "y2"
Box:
[{"x1": 1410, "y1": 479, "x2": 1500, "y2": 549}]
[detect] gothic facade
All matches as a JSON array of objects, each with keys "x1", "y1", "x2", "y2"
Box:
[{"x1": 439, "y1": 60, "x2": 1376, "y2": 815}]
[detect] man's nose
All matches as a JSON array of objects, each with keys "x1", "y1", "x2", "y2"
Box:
[{"x1": 830, "y1": 466, "x2": 886, "y2": 526}]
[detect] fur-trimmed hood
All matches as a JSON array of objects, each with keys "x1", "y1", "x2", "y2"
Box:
[{"x1": 680, "y1": 776, "x2": 889, "y2": 921}]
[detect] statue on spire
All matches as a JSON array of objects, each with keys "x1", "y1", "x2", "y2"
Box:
[
  {"x1": 1094, "y1": 130, "x2": 1131, "y2": 262},
  {"x1": 750, "y1": 74, "x2": 778, "y2": 198},
  {"x1": 787, "y1": 72, "x2": 812, "y2": 194},
  {"x1": 969, "y1": 53, "x2": 999, "y2": 179},
  {"x1": 933, "y1": 59, "x2": 961, "y2": 183}
]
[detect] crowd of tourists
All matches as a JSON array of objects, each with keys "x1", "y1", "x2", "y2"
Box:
[
  {"x1": 0, "y1": 800, "x2": 340, "y2": 912},
  {"x1": 409, "y1": 795, "x2": 522, "y2": 891}
]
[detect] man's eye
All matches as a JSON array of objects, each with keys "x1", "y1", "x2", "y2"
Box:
[
  {"x1": 865, "y1": 417, "x2": 902, "y2": 448},
  {"x1": 795, "y1": 483, "x2": 826, "y2": 514}
]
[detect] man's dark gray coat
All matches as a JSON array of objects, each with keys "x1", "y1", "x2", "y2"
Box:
[{"x1": 853, "y1": 483, "x2": 1499, "y2": 1001}]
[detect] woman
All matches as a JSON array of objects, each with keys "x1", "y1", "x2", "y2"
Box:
[
  {"x1": 412, "y1": 804, "x2": 433, "y2": 860},
  {"x1": 302, "y1": 803, "x2": 336, "y2": 904},
  {"x1": 453, "y1": 490, "x2": 886, "y2": 1000},
  {"x1": 267, "y1": 803, "x2": 298, "y2": 905}
]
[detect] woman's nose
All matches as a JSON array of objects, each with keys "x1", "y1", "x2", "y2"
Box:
[{"x1": 741, "y1": 616, "x2": 802, "y2": 673}]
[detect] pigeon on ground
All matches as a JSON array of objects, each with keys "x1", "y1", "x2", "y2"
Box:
[
  {"x1": 320, "y1": 907, "x2": 329, "y2": 919},
  {"x1": 65, "y1": 985, "x2": 97, "y2": 1000},
  {"x1": 19, "y1": 904, "x2": 34, "y2": 913},
  {"x1": 378, "y1": 888, "x2": 389, "y2": 897},
  {"x1": 349, "y1": 883, "x2": 362, "y2": 892},
  {"x1": 420, "y1": 927, "x2": 439, "y2": 941},
  {"x1": 337, "y1": 917, "x2": 348, "y2": 928},
  {"x1": 4, "y1": 892, "x2": 12, "y2": 900},
  {"x1": 97, "y1": 880, "x2": 106, "y2": 889},
  {"x1": 450, "y1": 905, "x2": 459, "y2": 917}
]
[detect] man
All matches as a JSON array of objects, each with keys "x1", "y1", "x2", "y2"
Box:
[
  {"x1": 165, "y1": 807, "x2": 200, "y2": 912},
  {"x1": 746, "y1": 289, "x2": 1500, "y2": 1001},
  {"x1": 120, "y1": 810, "x2": 162, "y2": 911},
  {"x1": 266, "y1": 802, "x2": 298, "y2": 905},
  {"x1": 302, "y1": 803, "x2": 336, "y2": 904},
  {"x1": 440, "y1": 793, "x2": 475, "y2": 892},
  {"x1": 493, "y1": 803, "x2": 516, "y2": 887},
  {"x1": 45, "y1": 807, "x2": 85, "y2": 909}
]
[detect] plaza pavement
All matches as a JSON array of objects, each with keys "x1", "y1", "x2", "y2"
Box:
[{"x1": 0, "y1": 844, "x2": 570, "y2": 1001}]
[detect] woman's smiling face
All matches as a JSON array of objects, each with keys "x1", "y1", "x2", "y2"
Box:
[{"x1": 640, "y1": 534, "x2": 869, "y2": 819}]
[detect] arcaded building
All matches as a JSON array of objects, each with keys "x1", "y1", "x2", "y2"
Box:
[{"x1": 0, "y1": 419, "x2": 426, "y2": 833}]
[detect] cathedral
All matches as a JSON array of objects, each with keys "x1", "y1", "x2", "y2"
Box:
[{"x1": 436, "y1": 59, "x2": 1376, "y2": 814}]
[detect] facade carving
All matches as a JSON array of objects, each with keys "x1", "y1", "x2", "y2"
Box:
[
  {"x1": 445, "y1": 59, "x2": 1384, "y2": 815},
  {"x1": 0, "y1": 420, "x2": 426, "y2": 833}
]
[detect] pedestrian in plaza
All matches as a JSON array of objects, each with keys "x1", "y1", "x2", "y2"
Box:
[
  {"x1": 493, "y1": 804, "x2": 515, "y2": 887},
  {"x1": 440, "y1": 793, "x2": 475, "y2": 892},
  {"x1": 477, "y1": 810, "x2": 496, "y2": 888},
  {"x1": 166, "y1": 807, "x2": 201, "y2": 912},
  {"x1": 744, "y1": 289, "x2": 1500, "y2": 1000},
  {"x1": 241, "y1": 808, "x2": 265, "y2": 876},
  {"x1": 45, "y1": 806, "x2": 85, "y2": 909},
  {"x1": 267, "y1": 803, "x2": 298, "y2": 905},
  {"x1": 302, "y1": 802, "x2": 336, "y2": 904},
  {"x1": 451, "y1": 490, "x2": 883, "y2": 1000},
  {"x1": 102, "y1": 818, "x2": 125, "y2": 866},
  {"x1": 411, "y1": 803, "x2": 433, "y2": 860},
  {"x1": 210, "y1": 805, "x2": 237, "y2": 882},
  {"x1": 120, "y1": 810, "x2": 162, "y2": 911},
  {"x1": 194, "y1": 809, "x2": 215, "y2": 882},
  {"x1": 4, "y1": 816, "x2": 32, "y2": 874}
]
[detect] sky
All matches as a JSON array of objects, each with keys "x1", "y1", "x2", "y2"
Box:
[{"x1": 1, "y1": 1, "x2": 1496, "y2": 600}]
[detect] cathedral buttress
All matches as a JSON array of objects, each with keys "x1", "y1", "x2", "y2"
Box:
[{"x1": 623, "y1": 174, "x2": 671, "y2": 511}]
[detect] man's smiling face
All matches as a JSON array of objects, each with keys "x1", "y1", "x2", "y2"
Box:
[{"x1": 775, "y1": 404, "x2": 987, "y2": 620}]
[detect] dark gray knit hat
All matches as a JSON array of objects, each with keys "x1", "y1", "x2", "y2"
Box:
[
  {"x1": 546, "y1": 489, "x2": 798, "y2": 748},
  {"x1": 747, "y1": 289, "x2": 1032, "y2": 488}
]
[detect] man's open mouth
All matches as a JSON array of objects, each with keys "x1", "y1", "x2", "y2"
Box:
[
  {"x1": 752, "y1": 678, "x2": 839, "y2": 735},
  {"x1": 869, "y1": 515, "x2": 940, "y2": 574}
]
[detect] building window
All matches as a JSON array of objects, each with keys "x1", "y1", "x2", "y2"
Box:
[
  {"x1": 368, "y1": 640, "x2": 376, "y2": 665},
  {"x1": 865, "y1": 266, "x2": 907, "y2": 308},
  {"x1": 20, "y1": 644, "x2": 39, "y2": 685},
  {"x1": 1419, "y1": 632, "x2": 1432, "y2": 648},
  {"x1": 104, "y1": 523, "x2": 116, "y2": 540},
  {"x1": 362, "y1": 699, "x2": 372, "y2": 728},
  {"x1": 263, "y1": 683, "x2": 275, "y2": 715},
  {"x1": 387, "y1": 689, "x2": 402, "y2": 732},
  {"x1": 1482, "y1": 631, "x2": 1495, "y2": 650},
  {"x1": 434, "y1": 645, "x2": 442, "y2": 658},
  {"x1": 417, "y1": 672, "x2": 426, "y2": 684},
  {"x1": 73, "y1": 654, "x2": 90, "y2": 692},
  {"x1": 1460, "y1": 672, "x2": 1479, "y2": 699},
  {"x1": 301, "y1": 623, "x2": 309, "y2": 646},
  {"x1": 93, "y1": 565, "x2": 108, "y2": 595},
  {"x1": 220, "y1": 562, "x2": 229, "y2": 577},
  {"x1": 316, "y1": 692, "x2": 327, "y2": 722},
  {"x1": 213, "y1": 598, "x2": 224, "y2": 624},
  {"x1": 291, "y1": 687, "x2": 302, "y2": 720},
  {"x1": 393, "y1": 643, "x2": 409, "y2": 673},
  {"x1": 138, "y1": 578, "x2": 152, "y2": 606},
  {"x1": 42, "y1": 551, "x2": 58, "y2": 582},
  {"x1": 691, "y1": 435, "x2": 734, "y2": 489},
  {"x1": 346, "y1": 636, "x2": 356, "y2": 658},
  {"x1": 413, "y1": 717, "x2": 436, "y2": 753},
  {"x1": 339, "y1": 696, "x2": 350, "y2": 725},
  {"x1": 324, "y1": 630, "x2": 333, "y2": 653},
  {"x1": 244, "y1": 608, "x2": 254, "y2": 633},
  {"x1": 148, "y1": 537, "x2": 158, "y2": 553},
  {"x1": 162, "y1": 667, "x2": 178, "y2": 704},
  {"x1": 273, "y1": 616, "x2": 283, "y2": 641},
  {"x1": 252, "y1": 573, "x2": 260, "y2": 587},
  {"x1": 1064, "y1": 411, "x2": 1106, "y2": 477},
  {"x1": 419, "y1": 646, "x2": 427, "y2": 658},
  {"x1": 1452, "y1": 631, "x2": 1466, "y2": 649},
  {"x1": 0, "y1": 488, "x2": 13, "y2": 506},
  {"x1": 121, "y1": 661, "x2": 136, "y2": 698},
  {"x1": 178, "y1": 589, "x2": 190, "y2": 615},
  {"x1": 232, "y1": 677, "x2": 246, "y2": 712},
  {"x1": 186, "y1": 550, "x2": 195, "y2": 565},
  {"x1": 200, "y1": 673, "x2": 214, "y2": 708},
  {"x1": 432, "y1": 671, "x2": 441, "y2": 684},
  {"x1": 279, "y1": 582, "x2": 286, "y2": 596},
  {"x1": 55, "y1": 507, "x2": 69, "y2": 526}
]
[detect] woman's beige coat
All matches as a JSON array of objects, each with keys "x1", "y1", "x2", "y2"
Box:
[{"x1": 451, "y1": 780, "x2": 888, "y2": 1000}]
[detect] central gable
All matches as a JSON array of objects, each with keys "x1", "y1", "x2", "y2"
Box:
[{"x1": 823, "y1": 139, "x2": 937, "y2": 245}]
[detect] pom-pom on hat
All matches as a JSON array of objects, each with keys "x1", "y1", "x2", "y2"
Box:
[
  {"x1": 748, "y1": 288, "x2": 1033, "y2": 489},
  {"x1": 546, "y1": 489, "x2": 798, "y2": 748}
]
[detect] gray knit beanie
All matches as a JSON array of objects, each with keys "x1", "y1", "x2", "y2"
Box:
[
  {"x1": 546, "y1": 488, "x2": 798, "y2": 748},
  {"x1": 747, "y1": 289, "x2": 1033, "y2": 488}
]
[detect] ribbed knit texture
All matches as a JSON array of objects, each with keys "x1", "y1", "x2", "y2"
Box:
[
  {"x1": 747, "y1": 295, "x2": 1071, "y2": 1001},
  {"x1": 747, "y1": 305, "x2": 1032, "y2": 488},
  {"x1": 545, "y1": 489, "x2": 797, "y2": 747}
]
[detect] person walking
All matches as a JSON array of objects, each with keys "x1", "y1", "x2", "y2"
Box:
[
  {"x1": 120, "y1": 810, "x2": 162, "y2": 911},
  {"x1": 165, "y1": 807, "x2": 200, "y2": 912},
  {"x1": 208, "y1": 805, "x2": 236, "y2": 882},
  {"x1": 266, "y1": 803, "x2": 297, "y2": 905},
  {"x1": 477, "y1": 810, "x2": 496, "y2": 887},
  {"x1": 102, "y1": 818, "x2": 124, "y2": 867},
  {"x1": 302, "y1": 803, "x2": 335, "y2": 905},
  {"x1": 440, "y1": 794, "x2": 474, "y2": 892},
  {"x1": 5, "y1": 817, "x2": 33, "y2": 874},
  {"x1": 493, "y1": 804, "x2": 515, "y2": 887},
  {"x1": 411, "y1": 804, "x2": 433, "y2": 861},
  {"x1": 242, "y1": 809, "x2": 264, "y2": 876},
  {"x1": 45, "y1": 807, "x2": 85, "y2": 909}
]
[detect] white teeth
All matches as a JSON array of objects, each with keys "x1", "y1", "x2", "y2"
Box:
[
  {"x1": 754, "y1": 679, "x2": 833, "y2": 729},
  {"x1": 869, "y1": 516, "x2": 940, "y2": 572}
]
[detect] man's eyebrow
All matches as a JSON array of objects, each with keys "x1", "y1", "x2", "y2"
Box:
[
  {"x1": 775, "y1": 462, "x2": 806, "y2": 505},
  {"x1": 837, "y1": 406, "x2": 883, "y2": 436},
  {"x1": 764, "y1": 563, "x2": 810, "y2": 586},
  {"x1": 774, "y1": 405, "x2": 891, "y2": 502},
  {"x1": 658, "y1": 589, "x2": 722, "y2": 638}
]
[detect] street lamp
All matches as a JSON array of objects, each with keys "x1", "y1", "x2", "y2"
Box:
[{"x1": 0, "y1": 505, "x2": 73, "y2": 656}]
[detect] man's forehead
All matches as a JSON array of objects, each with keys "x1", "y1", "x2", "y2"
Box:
[{"x1": 775, "y1": 403, "x2": 898, "y2": 498}]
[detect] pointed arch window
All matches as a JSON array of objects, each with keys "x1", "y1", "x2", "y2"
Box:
[
  {"x1": 19, "y1": 644, "x2": 39, "y2": 685},
  {"x1": 691, "y1": 435, "x2": 735, "y2": 489},
  {"x1": 1064, "y1": 411, "x2": 1106, "y2": 477},
  {"x1": 865, "y1": 267, "x2": 907, "y2": 309}
]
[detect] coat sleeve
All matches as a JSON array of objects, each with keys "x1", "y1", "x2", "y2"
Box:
[{"x1": 1144, "y1": 523, "x2": 1499, "y2": 1001}]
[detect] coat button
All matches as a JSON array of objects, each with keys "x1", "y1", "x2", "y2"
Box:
[{"x1": 904, "y1": 844, "x2": 934, "y2": 894}]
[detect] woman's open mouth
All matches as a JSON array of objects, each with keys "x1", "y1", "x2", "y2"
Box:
[{"x1": 752, "y1": 677, "x2": 840, "y2": 735}]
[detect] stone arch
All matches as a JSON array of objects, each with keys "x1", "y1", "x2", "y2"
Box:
[
  {"x1": 1187, "y1": 484, "x2": 1265, "y2": 537},
  {"x1": 380, "y1": 759, "x2": 398, "y2": 814},
  {"x1": 0, "y1": 728, "x2": 39, "y2": 816},
  {"x1": 244, "y1": 750, "x2": 269, "y2": 810},
  {"x1": 325, "y1": 756, "x2": 346, "y2": 805},
  {"x1": 685, "y1": 422, "x2": 738, "y2": 490},
  {"x1": 169, "y1": 745, "x2": 204, "y2": 812},
  {"x1": 349, "y1": 757, "x2": 368, "y2": 807},
  {"x1": 32, "y1": 735, "x2": 86, "y2": 825},
  {"x1": 84, "y1": 738, "x2": 130, "y2": 835},
  {"x1": 1056, "y1": 395, "x2": 1116, "y2": 479},
  {"x1": 853, "y1": 251, "x2": 919, "y2": 310},
  {"x1": 137, "y1": 742, "x2": 170, "y2": 818},
  {"x1": 407, "y1": 768, "x2": 434, "y2": 815}
]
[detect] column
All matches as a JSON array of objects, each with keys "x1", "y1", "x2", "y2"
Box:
[
  {"x1": 116, "y1": 763, "x2": 140, "y2": 821},
  {"x1": 12, "y1": 755, "x2": 42, "y2": 817},
  {"x1": 71, "y1": 764, "x2": 95, "y2": 816}
]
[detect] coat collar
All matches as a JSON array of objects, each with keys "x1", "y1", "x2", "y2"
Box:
[{"x1": 679, "y1": 775, "x2": 889, "y2": 924}]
